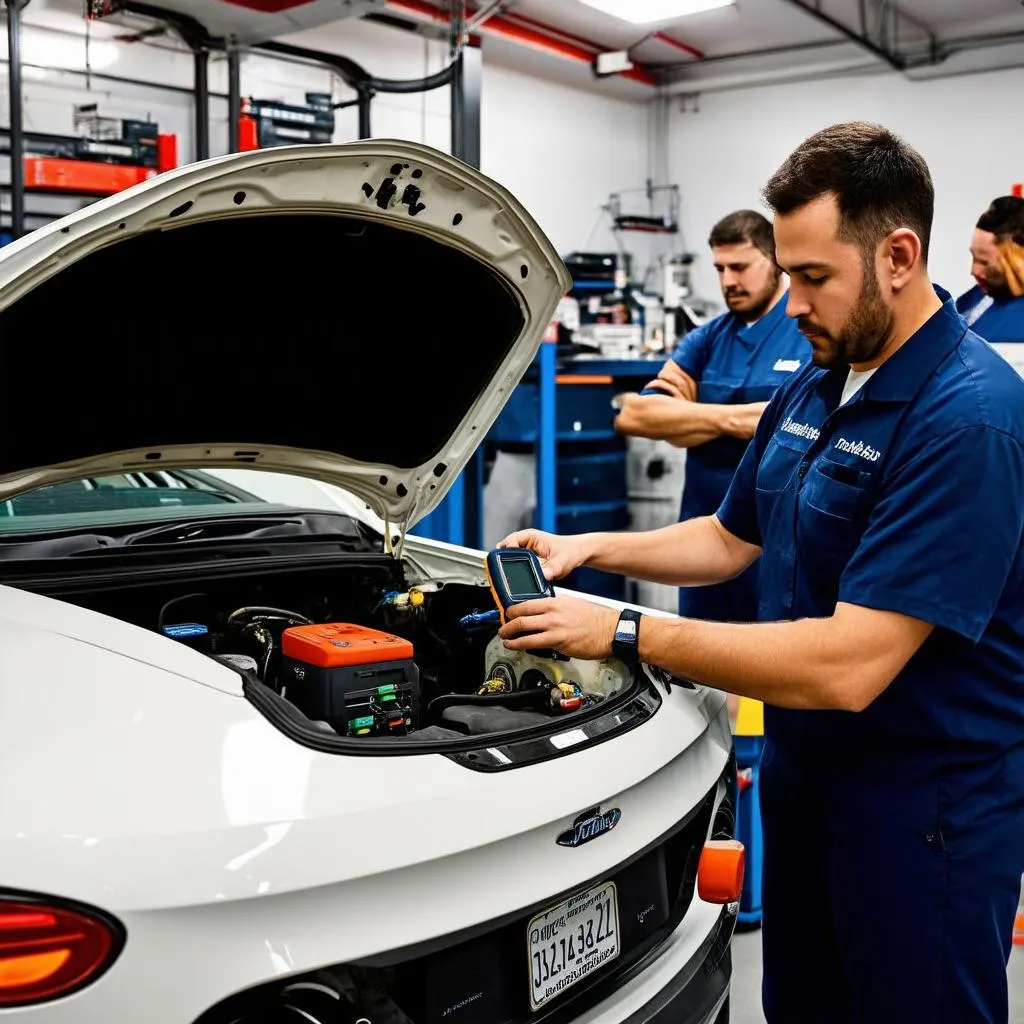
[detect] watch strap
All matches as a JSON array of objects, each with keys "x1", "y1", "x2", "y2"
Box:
[{"x1": 612, "y1": 608, "x2": 642, "y2": 666}]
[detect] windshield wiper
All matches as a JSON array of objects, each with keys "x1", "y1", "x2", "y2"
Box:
[
  {"x1": 121, "y1": 513, "x2": 374, "y2": 547},
  {"x1": 0, "y1": 511, "x2": 382, "y2": 561}
]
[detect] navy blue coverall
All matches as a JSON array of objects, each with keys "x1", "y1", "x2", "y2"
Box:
[
  {"x1": 717, "y1": 288, "x2": 1024, "y2": 1023},
  {"x1": 644, "y1": 293, "x2": 808, "y2": 622},
  {"x1": 957, "y1": 283, "x2": 1024, "y2": 342}
]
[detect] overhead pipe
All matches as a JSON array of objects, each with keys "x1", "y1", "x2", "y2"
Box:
[
  {"x1": 386, "y1": 0, "x2": 659, "y2": 86},
  {"x1": 779, "y1": 0, "x2": 908, "y2": 71},
  {"x1": 651, "y1": 32, "x2": 704, "y2": 60},
  {"x1": 254, "y1": 37, "x2": 462, "y2": 138},
  {"x1": 256, "y1": 37, "x2": 458, "y2": 92},
  {"x1": 667, "y1": 54, "x2": 882, "y2": 96},
  {"x1": 499, "y1": 7, "x2": 703, "y2": 60}
]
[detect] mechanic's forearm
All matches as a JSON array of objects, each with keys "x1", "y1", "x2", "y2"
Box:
[
  {"x1": 614, "y1": 395, "x2": 732, "y2": 447},
  {"x1": 637, "y1": 614, "x2": 878, "y2": 711},
  {"x1": 580, "y1": 515, "x2": 758, "y2": 587},
  {"x1": 664, "y1": 427, "x2": 723, "y2": 448},
  {"x1": 722, "y1": 402, "x2": 770, "y2": 440}
]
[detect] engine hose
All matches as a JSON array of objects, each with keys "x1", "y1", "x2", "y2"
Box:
[
  {"x1": 428, "y1": 686, "x2": 550, "y2": 713},
  {"x1": 227, "y1": 605, "x2": 313, "y2": 626},
  {"x1": 157, "y1": 591, "x2": 209, "y2": 631}
]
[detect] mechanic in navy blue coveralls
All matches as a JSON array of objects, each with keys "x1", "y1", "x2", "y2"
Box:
[
  {"x1": 614, "y1": 210, "x2": 809, "y2": 622},
  {"x1": 956, "y1": 195, "x2": 1024, "y2": 342},
  {"x1": 497, "y1": 122, "x2": 1024, "y2": 1024}
]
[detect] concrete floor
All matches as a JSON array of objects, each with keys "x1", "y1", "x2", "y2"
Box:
[{"x1": 729, "y1": 929, "x2": 1024, "y2": 1023}]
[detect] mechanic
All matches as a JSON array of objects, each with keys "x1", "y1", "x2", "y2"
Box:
[
  {"x1": 497, "y1": 121, "x2": 1024, "y2": 1024},
  {"x1": 956, "y1": 195, "x2": 1024, "y2": 341},
  {"x1": 613, "y1": 209, "x2": 809, "y2": 623}
]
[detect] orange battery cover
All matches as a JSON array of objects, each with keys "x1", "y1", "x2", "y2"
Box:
[{"x1": 280, "y1": 623, "x2": 414, "y2": 669}]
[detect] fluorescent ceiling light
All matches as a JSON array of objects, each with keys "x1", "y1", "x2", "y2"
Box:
[{"x1": 577, "y1": 0, "x2": 734, "y2": 25}]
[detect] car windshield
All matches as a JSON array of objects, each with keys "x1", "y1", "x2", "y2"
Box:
[
  {"x1": 0, "y1": 468, "x2": 383, "y2": 545},
  {"x1": 0, "y1": 470, "x2": 268, "y2": 535}
]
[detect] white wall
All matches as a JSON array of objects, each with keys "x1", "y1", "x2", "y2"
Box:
[
  {"x1": 668, "y1": 66, "x2": 1024, "y2": 305},
  {"x1": 480, "y1": 61, "x2": 650, "y2": 259},
  {"x1": 0, "y1": 7, "x2": 652, "y2": 255}
]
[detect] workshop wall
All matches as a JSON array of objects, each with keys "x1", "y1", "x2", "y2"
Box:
[
  {"x1": 669, "y1": 66, "x2": 1024, "y2": 309},
  {"x1": 0, "y1": 9, "x2": 650, "y2": 256}
]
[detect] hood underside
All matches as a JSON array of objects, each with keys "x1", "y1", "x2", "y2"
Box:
[{"x1": 0, "y1": 141, "x2": 570, "y2": 530}]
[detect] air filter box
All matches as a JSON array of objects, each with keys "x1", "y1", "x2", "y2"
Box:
[{"x1": 280, "y1": 623, "x2": 419, "y2": 736}]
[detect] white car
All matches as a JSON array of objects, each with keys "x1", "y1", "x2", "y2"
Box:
[{"x1": 0, "y1": 141, "x2": 740, "y2": 1024}]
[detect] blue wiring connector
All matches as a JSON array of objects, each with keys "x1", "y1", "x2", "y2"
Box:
[{"x1": 459, "y1": 609, "x2": 501, "y2": 632}]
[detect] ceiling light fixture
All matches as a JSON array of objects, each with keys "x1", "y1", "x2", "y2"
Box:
[{"x1": 577, "y1": 0, "x2": 734, "y2": 25}]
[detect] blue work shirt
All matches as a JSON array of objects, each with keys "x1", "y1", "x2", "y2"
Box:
[
  {"x1": 718, "y1": 288, "x2": 1024, "y2": 798},
  {"x1": 643, "y1": 292, "x2": 809, "y2": 621},
  {"x1": 956, "y1": 284, "x2": 1024, "y2": 342}
]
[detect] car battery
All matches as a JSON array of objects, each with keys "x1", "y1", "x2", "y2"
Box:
[{"x1": 280, "y1": 623, "x2": 419, "y2": 737}]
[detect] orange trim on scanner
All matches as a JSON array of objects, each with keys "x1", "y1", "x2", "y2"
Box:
[
  {"x1": 555, "y1": 375, "x2": 614, "y2": 385},
  {"x1": 697, "y1": 839, "x2": 745, "y2": 905},
  {"x1": 1014, "y1": 912, "x2": 1024, "y2": 946}
]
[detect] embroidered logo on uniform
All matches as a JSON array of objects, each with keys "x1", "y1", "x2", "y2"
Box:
[
  {"x1": 773, "y1": 359, "x2": 802, "y2": 372},
  {"x1": 780, "y1": 416, "x2": 820, "y2": 441},
  {"x1": 834, "y1": 437, "x2": 882, "y2": 462}
]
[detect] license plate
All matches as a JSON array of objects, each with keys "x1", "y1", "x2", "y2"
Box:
[{"x1": 527, "y1": 881, "x2": 620, "y2": 1010}]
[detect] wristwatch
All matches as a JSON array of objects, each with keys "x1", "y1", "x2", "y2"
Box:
[{"x1": 612, "y1": 608, "x2": 642, "y2": 667}]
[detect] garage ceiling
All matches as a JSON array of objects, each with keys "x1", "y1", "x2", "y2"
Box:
[
  {"x1": 33, "y1": 0, "x2": 1024, "y2": 99},
  {"x1": 511, "y1": 0, "x2": 1024, "y2": 53},
  {"x1": 367, "y1": 0, "x2": 1024, "y2": 97}
]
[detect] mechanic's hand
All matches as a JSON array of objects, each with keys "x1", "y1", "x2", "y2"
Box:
[
  {"x1": 499, "y1": 595, "x2": 619, "y2": 660},
  {"x1": 649, "y1": 360, "x2": 693, "y2": 399},
  {"x1": 497, "y1": 529, "x2": 592, "y2": 581},
  {"x1": 640, "y1": 377, "x2": 685, "y2": 400}
]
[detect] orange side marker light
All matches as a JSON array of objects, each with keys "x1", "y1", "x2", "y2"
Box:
[{"x1": 698, "y1": 839, "x2": 745, "y2": 905}]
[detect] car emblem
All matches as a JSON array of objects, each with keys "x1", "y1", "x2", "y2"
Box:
[{"x1": 556, "y1": 806, "x2": 621, "y2": 848}]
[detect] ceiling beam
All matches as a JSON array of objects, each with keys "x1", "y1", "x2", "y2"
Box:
[{"x1": 780, "y1": 0, "x2": 940, "y2": 71}]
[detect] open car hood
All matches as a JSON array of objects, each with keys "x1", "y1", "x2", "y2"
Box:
[{"x1": 0, "y1": 141, "x2": 570, "y2": 533}]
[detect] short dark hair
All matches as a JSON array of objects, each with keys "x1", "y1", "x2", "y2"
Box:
[
  {"x1": 708, "y1": 209, "x2": 775, "y2": 259},
  {"x1": 762, "y1": 121, "x2": 935, "y2": 264},
  {"x1": 977, "y1": 196, "x2": 1024, "y2": 245}
]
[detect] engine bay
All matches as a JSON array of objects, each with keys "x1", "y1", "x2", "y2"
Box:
[{"x1": 47, "y1": 554, "x2": 636, "y2": 742}]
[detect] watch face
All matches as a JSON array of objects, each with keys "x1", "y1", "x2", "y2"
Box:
[{"x1": 615, "y1": 621, "x2": 638, "y2": 642}]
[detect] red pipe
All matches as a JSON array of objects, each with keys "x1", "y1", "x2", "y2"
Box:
[
  {"x1": 386, "y1": 0, "x2": 658, "y2": 86},
  {"x1": 653, "y1": 31, "x2": 703, "y2": 60},
  {"x1": 508, "y1": 9, "x2": 703, "y2": 61}
]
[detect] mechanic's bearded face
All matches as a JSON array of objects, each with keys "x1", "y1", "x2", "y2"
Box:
[
  {"x1": 775, "y1": 195, "x2": 896, "y2": 370},
  {"x1": 711, "y1": 241, "x2": 782, "y2": 323},
  {"x1": 971, "y1": 227, "x2": 1011, "y2": 300}
]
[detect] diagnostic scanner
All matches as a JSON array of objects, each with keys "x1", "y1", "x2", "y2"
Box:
[{"x1": 485, "y1": 548, "x2": 554, "y2": 624}]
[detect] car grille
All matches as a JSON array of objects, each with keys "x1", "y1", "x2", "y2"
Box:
[{"x1": 195, "y1": 766, "x2": 732, "y2": 1024}]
